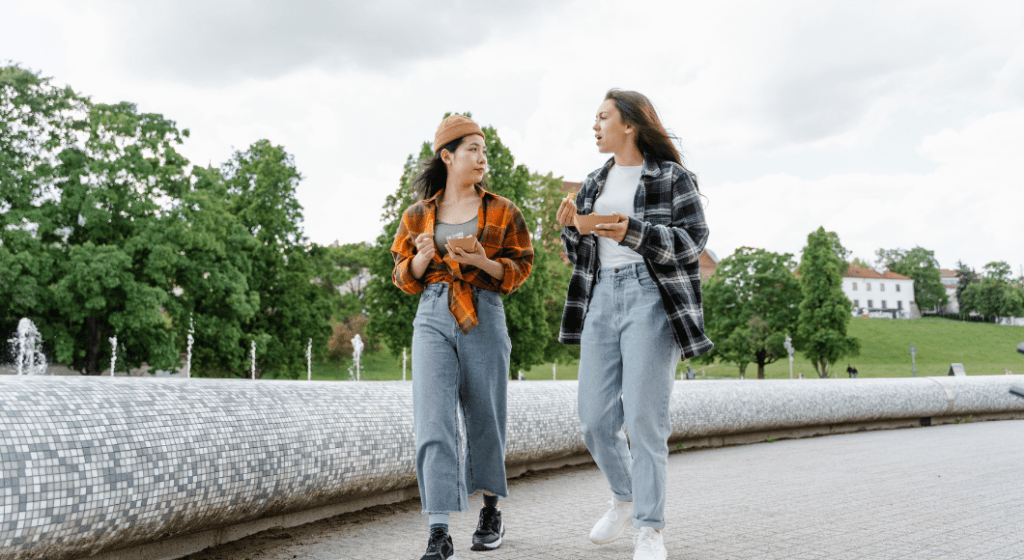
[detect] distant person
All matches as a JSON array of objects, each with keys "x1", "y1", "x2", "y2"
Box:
[
  {"x1": 852, "y1": 366, "x2": 859, "y2": 378},
  {"x1": 846, "y1": 365, "x2": 854, "y2": 378},
  {"x1": 557, "y1": 89, "x2": 713, "y2": 560},
  {"x1": 391, "y1": 115, "x2": 534, "y2": 559}
]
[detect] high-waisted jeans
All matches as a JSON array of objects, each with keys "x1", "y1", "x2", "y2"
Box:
[
  {"x1": 412, "y1": 282, "x2": 511, "y2": 514},
  {"x1": 578, "y1": 263, "x2": 680, "y2": 530}
]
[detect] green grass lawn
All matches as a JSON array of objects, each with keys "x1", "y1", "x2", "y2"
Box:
[{"x1": 295, "y1": 317, "x2": 1024, "y2": 381}]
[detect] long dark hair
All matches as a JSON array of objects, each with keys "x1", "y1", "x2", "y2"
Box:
[
  {"x1": 412, "y1": 137, "x2": 489, "y2": 201},
  {"x1": 605, "y1": 89, "x2": 699, "y2": 190}
]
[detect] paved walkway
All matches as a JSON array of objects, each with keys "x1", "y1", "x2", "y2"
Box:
[{"x1": 183, "y1": 420, "x2": 1024, "y2": 560}]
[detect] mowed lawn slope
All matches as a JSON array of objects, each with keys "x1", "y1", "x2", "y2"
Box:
[
  {"x1": 308, "y1": 317, "x2": 1024, "y2": 381},
  {"x1": 710, "y1": 317, "x2": 1024, "y2": 379}
]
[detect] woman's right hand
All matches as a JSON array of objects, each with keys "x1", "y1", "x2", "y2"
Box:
[
  {"x1": 556, "y1": 196, "x2": 578, "y2": 227},
  {"x1": 413, "y1": 232, "x2": 436, "y2": 263}
]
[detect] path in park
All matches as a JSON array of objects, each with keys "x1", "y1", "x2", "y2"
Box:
[{"x1": 184, "y1": 420, "x2": 1024, "y2": 560}]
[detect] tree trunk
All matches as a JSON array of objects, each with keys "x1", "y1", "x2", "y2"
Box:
[
  {"x1": 84, "y1": 316, "x2": 105, "y2": 375},
  {"x1": 757, "y1": 362, "x2": 766, "y2": 379}
]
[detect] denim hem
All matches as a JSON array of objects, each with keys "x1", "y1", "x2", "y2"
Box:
[
  {"x1": 632, "y1": 519, "x2": 666, "y2": 531},
  {"x1": 468, "y1": 487, "x2": 509, "y2": 500}
]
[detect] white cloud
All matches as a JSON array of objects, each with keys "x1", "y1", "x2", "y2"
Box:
[
  {"x1": 2, "y1": 0, "x2": 1022, "y2": 273},
  {"x1": 708, "y1": 109, "x2": 1024, "y2": 269}
]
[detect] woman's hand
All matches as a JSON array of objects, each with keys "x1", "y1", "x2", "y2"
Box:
[
  {"x1": 556, "y1": 196, "x2": 578, "y2": 227},
  {"x1": 594, "y1": 212, "x2": 628, "y2": 243},
  {"x1": 448, "y1": 239, "x2": 506, "y2": 281},
  {"x1": 447, "y1": 239, "x2": 488, "y2": 268},
  {"x1": 412, "y1": 233, "x2": 435, "y2": 266}
]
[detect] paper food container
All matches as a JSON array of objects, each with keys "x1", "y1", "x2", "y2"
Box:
[
  {"x1": 446, "y1": 235, "x2": 477, "y2": 252},
  {"x1": 574, "y1": 213, "x2": 622, "y2": 235}
]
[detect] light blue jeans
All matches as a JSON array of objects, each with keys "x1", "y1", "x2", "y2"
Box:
[
  {"x1": 412, "y1": 282, "x2": 512, "y2": 514},
  {"x1": 578, "y1": 263, "x2": 680, "y2": 530}
]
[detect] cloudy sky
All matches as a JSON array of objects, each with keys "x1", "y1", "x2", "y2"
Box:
[{"x1": 4, "y1": 0, "x2": 1023, "y2": 273}]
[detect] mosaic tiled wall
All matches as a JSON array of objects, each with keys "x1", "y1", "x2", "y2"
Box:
[{"x1": 2, "y1": 376, "x2": 1023, "y2": 560}]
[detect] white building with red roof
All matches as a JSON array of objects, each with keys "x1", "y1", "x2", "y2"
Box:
[
  {"x1": 842, "y1": 265, "x2": 917, "y2": 319},
  {"x1": 938, "y1": 268, "x2": 960, "y2": 313}
]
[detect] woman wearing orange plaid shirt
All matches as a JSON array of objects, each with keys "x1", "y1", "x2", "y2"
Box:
[{"x1": 391, "y1": 115, "x2": 533, "y2": 560}]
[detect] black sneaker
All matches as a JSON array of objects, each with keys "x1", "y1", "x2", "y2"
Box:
[
  {"x1": 470, "y1": 506, "x2": 505, "y2": 551},
  {"x1": 419, "y1": 527, "x2": 456, "y2": 560}
]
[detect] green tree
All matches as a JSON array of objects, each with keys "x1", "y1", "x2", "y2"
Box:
[
  {"x1": 954, "y1": 260, "x2": 977, "y2": 310},
  {"x1": 527, "y1": 171, "x2": 578, "y2": 367},
  {"x1": 875, "y1": 246, "x2": 948, "y2": 312},
  {"x1": 152, "y1": 166, "x2": 260, "y2": 376},
  {"x1": 849, "y1": 256, "x2": 872, "y2": 269},
  {"x1": 311, "y1": 241, "x2": 374, "y2": 321},
  {"x1": 364, "y1": 145, "x2": 428, "y2": 358},
  {"x1": 797, "y1": 227, "x2": 860, "y2": 378},
  {"x1": 222, "y1": 140, "x2": 332, "y2": 378},
  {"x1": 959, "y1": 261, "x2": 1024, "y2": 321},
  {"x1": 0, "y1": 66, "x2": 85, "y2": 341},
  {"x1": 697, "y1": 247, "x2": 803, "y2": 378}
]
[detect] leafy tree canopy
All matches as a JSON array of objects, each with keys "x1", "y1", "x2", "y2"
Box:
[
  {"x1": 875, "y1": 246, "x2": 948, "y2": 311},
  {"x1": 797, "y1": 227, "x2": 860, "y2": 377},
  {"x1": 697, "y1": 247, "x2": 803, "y2": 378}
]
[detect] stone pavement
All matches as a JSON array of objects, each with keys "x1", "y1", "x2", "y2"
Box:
[{"x1": 183, "y1": 420, "x2": 1024, "y2": 560}]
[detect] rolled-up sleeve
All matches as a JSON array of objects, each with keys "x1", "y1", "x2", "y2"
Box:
[
  {"x1": 620, "y1": 169, "x2": 707, "y2": 266},
  {"x1": 494, "y1": 204, "x2": 534, "y2": 294},
  {"x1": 391, "y1": 212, "x2": 425, "y2": 295}
]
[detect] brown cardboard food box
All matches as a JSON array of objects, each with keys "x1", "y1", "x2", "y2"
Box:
[
  {"x1": 446, "y1": 235, "x2": 477, "y2": 252},
  {"x1": 574, "y1": 213, "x2": 623, "y2": 235}
]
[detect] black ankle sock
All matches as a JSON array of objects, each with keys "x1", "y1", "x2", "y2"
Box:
[
  {"x1": 429, "y1": 523, "x2": 448, "y2": 535},
  {"x1": 483, "y1": 494, "x2": 499, "y2": 508}
]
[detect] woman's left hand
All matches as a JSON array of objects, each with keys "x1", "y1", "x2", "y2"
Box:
[
  {"x1": 447, "y1": 239, "x2": 490, "y2": 268},
  {"x1": 594, "y1": 213, "x2": 629, "y2": 243}
]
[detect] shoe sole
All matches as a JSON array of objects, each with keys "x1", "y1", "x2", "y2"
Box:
[{"x1": 470, "y1": 521, "x2": 504, "y2": 551}]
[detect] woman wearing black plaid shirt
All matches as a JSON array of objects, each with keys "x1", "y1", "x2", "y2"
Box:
[{"x1": 557, "y1": 89, "x2": 713, "y2": 560}]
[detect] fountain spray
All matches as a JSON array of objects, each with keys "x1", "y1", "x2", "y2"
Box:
[
  {"x1": 250, "y1": 340, "x2": 256, "y2": 380},
  {"x1": 306, "y1": 338, "x2": 312, "y2": 381},
  {"x1": 185, "y1": 315, "x2": 194, "y2": 378},
  {"x1": 109, "y1": 336, "x2": 117, "y2": 376},
  {"x1": 10, "y1": 318, "x2": 47, "y2": 375},
  {"x1": 351, "y1": 334, "x2": 363, "y2": 382}
]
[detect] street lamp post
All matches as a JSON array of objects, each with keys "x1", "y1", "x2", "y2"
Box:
[{"x1": 784, "y1": 334, "x2": 795, "y2": 380}]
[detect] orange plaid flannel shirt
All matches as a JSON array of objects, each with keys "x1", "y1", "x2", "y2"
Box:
[{"x1": 392, "y1": 186, "x2": 534, "y2": 334}]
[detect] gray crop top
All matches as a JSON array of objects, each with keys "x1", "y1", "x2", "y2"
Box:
[{"x1": 434, "y1": 216, "x2": 479, "y2": 257}]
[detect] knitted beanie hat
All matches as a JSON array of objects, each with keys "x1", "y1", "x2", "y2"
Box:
[{"x1": 433, "y1": 115, "x2": 485, "y2": 154}]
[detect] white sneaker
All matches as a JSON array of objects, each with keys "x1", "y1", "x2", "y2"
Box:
[
  {"x1": 589, "y1": 497, "x2": 633, "y2": 544},
  {"x1": 633, "y1": 527, "x2": 667, "y2": 560}
]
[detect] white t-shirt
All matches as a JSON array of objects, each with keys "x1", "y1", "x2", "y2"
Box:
[{"x1": 592, "y1": 164, "x2": 644, "y2": 268}]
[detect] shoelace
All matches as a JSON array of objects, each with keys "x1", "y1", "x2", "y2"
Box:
[
  {"x1": 426, "y1": 529, "x2": 447, "y2": 551},
  {"x1": 482, "y1": 507, "x2": 501, "y2": 531},
  {"x1": 634, "y1": 529, "x2": 657, "y2": 551}
]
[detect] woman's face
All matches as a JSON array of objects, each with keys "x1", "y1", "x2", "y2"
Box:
[
  {"x1": 593, "y1": 98, "x2": 633, "y2": 155},
  {"x1": 442, "y1": 134, "x2": 488, "y2": 187}
]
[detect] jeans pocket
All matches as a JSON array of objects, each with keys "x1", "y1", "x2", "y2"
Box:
[
  {"x1": 637, "y1": 272, "x2": 660, "y2": 293},
  {"x1": 476, "y1": 288, "x2": 503, "y2": 308}
]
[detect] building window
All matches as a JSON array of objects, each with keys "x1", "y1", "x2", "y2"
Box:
[
  {"x1": 896, "y1": 284, "x2": 901, "y2": 292},
  {"x1": 880, "y1": 283, "x2": 885, "y2": 292},
  {"x1": 882, "y1": 300, "x2": 887, "y2": 308},
  {"x1": 852, "y1": 282, "x2": 858, "y2": 291},
  {"x1": 854, "y1": 299, "x2": 859, "y2": 307},
  {"x1": 897, "y1": 301, "x2": 903, "y2": 309},
  {"x1": 866, "y1": 283, "x2": 872, "y2": 291},
  {"x1": 868, "y1": 300, "x2": 873, "y2": 308}
]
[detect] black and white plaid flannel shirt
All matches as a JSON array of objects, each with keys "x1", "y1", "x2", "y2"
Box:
[{"x1": 558, "y1": 155, "x2": 714, "y2": 360}]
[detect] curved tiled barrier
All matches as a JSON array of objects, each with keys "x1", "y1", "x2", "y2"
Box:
[{"x1": 1, "y1": 375, "x2": 1023, "y2": 560}]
